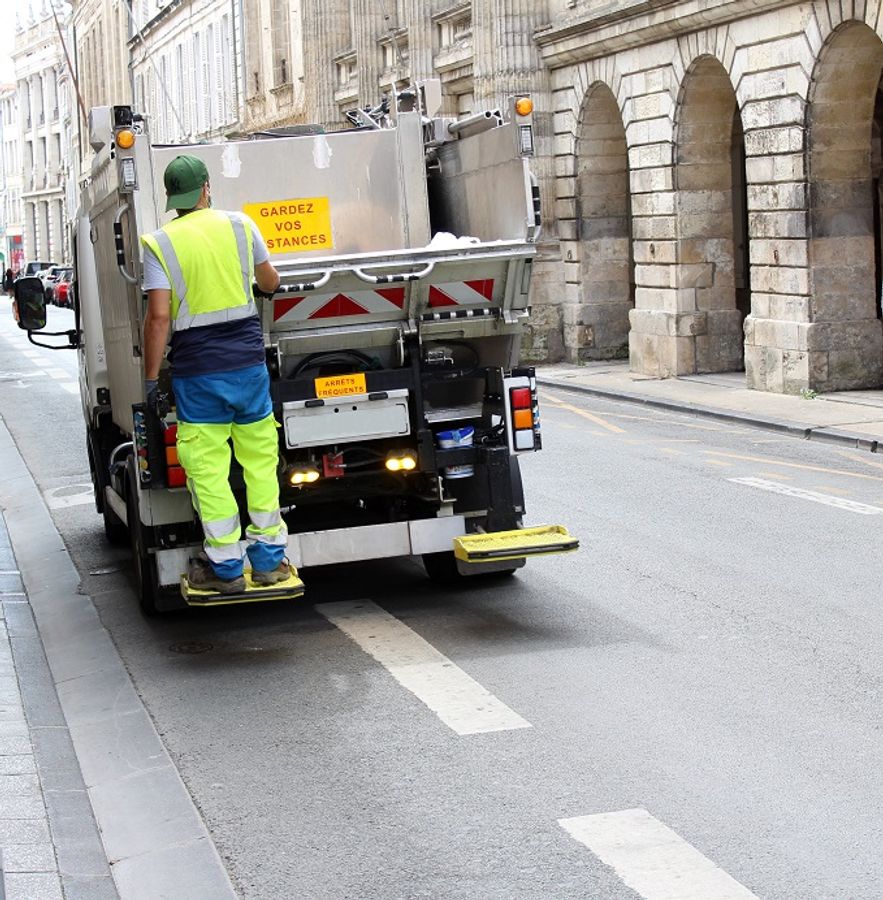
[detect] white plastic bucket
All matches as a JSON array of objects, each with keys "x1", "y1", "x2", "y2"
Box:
[{"x1": 437, "y1": 426, "x2": 475, "y2": 479}]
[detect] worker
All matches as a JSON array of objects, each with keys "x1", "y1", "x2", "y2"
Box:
[{"x1": 140, "y1": 154, "x2": 288, "y2": 594}]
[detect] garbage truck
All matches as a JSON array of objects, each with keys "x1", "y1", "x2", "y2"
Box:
[{"x1": 14, "y1": 82, "x2": 577, "y2": 613}]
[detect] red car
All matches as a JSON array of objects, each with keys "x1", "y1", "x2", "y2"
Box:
[{"x1": 51, "y1": 268, "x2": 74, "y2": 307}]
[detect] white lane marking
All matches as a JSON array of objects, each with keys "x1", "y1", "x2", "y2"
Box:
[
  {"x1": 43, "y1": 484, "x2": 95, "y2": 509},
  {"x1": 559, "y1": 809, "x2": 758, "y2": 900},
  {"x1": 60, "y1": 382, "x2": 78, "y2": 394},
  {"x1": 21, "y1": 350, "x2": 40, "y2": 359},
  {"x1": 316, "y1": 600, "x2": 531, "y2": 735},
  {"x1": 730, "y1": 476, "x2": 883, "y2": 515},
  {"x1": 45, "y1": 368, "x2": 73, "y2": 380}
]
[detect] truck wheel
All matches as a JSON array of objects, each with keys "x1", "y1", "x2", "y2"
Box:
[
  {"x1": 422, "y1": 551, "x2": 462, "y2": 584},
  {"x1": 126, "y1": 463, "x2": 161, "y2": 616},
  {"x1": 87, "y1": 435, "x2": 127, "y2": 545},
  {"x1": 103, "y1": 504, "x2": 128, "y2": 546},
  {"x1": 422, "y1": 552, "x2": 519, "y2": 584}
]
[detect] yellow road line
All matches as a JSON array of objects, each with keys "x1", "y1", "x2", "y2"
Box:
[
  {"x1": 702, "y1": 450, "x2": 883, "y2": 483},
  {"x1": 835, "y1": 449, "x2": 883, "y2": 472},
  {"x1": 543, "y1": 398, "x2": 626, "y2": 434}
]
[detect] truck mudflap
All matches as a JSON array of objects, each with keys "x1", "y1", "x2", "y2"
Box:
[
  {"x1": 453, "y1": 525, "x2": 579, "y2": 564},
  {"x1": 180, "y1": 569, "x2": 306, "y2": 607}
]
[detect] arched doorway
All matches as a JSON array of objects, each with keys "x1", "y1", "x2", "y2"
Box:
[
  {"x1": 675, "y1": 56, "x2": 749, "y2": 373},
  {"x1": 572, "y1": 82, "x2": 634, "y2": 361},
  {"x1": 809, "y1": 22, "x2": 883, "y2": 388}
]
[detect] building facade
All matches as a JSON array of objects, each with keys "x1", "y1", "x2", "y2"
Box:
[
  {"x1": 242, "y1": 0, "x2": 307, "y2": 131},
  {"x1": 129, "y1": 0, "x2": 244, "y2": 143},
  {"x1": 13, "y1": 10, "x2": 71, "y2": 265},
  {"x1": 35, "y1": 0, "x2": 883, "y2": 394},
  {"x1": 538, "y1": 0, "x2": 883, "y2": 393},
  {"x1": 0, "y1": 85, "x2": 24, "y2": 275}
]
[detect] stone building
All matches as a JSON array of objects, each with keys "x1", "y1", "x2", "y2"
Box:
[
  {"x1": 40, "y1": 0, "x2": 883, "y2": 394},
  {"x1": 242, "y1": 0, "x2": 307, "y2": 131},
  {"x1": 539, "y1": 0, "x2": 883, "y2": 393},
  {"x1": 128, "y1": 0, "x2": 243, "y2": 143},
  {"x1": 13, "y1": 9, "x2": 71, "y2": 264},
  {"x1": 71, "y1": 0, "x2": 132, "y2": 163},
  {"x1": 0, "y1": 85, "x2": 24, "y2": 274}
]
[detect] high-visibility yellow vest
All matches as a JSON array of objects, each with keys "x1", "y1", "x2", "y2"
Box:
[{"x1": 140, "y1": 209, "x2": 256, "y2": 332}]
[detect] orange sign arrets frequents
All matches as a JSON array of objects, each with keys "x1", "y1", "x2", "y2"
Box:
[
  {"x1": 314, "y1": 373, "x2": 367, "y2": 399},
  {"x1": 243, "y1": 198, "x2": 333, "y2": 254}
]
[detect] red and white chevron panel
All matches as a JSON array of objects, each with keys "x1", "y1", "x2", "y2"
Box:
[
  {"x1": 428, "y1": 279, "x2": 495, "y2": 308},
  {"x1": 273, "y1": 288, "x2": 406, "y2": 322}
]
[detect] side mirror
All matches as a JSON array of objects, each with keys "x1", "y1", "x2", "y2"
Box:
[{"x1": 14, "y1": 277, "x2": 47, "y2": 331}]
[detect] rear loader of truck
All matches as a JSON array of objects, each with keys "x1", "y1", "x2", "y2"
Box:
[{"x1": 32, "y1": 85, "x2": 577, "y2": 613}]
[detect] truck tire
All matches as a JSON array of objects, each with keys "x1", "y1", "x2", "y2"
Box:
[
  {"x1": 103, "y1": 503, "x2": 128, "y2": 547},
  {"x1": 126, "y1": 462, "x2": 161, "y2": 616},
  {"x1": 422, "y1": 551, "x2": 518, "y2": 584},
  {"x1": 87, "y1": 434, "x2": 128, "y2": 545}
]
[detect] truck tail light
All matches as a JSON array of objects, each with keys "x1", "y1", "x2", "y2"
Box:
[
  {"x1": 163, "y1": 423, "x2": 186, "y2": 487},
  {"x1": 504, "y1": 370, "x2": 541, "y2": 453}
]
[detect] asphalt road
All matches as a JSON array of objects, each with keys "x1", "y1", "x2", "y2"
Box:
[{"x1": 2, "y1": 300, "x2": 883, "y2": 899}]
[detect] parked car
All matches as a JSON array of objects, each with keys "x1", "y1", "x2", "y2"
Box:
[
  {"x1": 21, "y1": 260, "x2": 56, "y2": 279},
  {"x1": 48, "y1": 267, "x2": 74, "y2": 307},
  {"x1": 39, "y1": 266, "x2": 67, "y2": 296}
]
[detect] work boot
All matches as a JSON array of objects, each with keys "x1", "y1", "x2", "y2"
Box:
[
  {"x1": 251, "y1": 560, "x2": 292, "y2": 586},
  {"x1": 187, "y1": 556, "x2": 245, "y2": 594}
]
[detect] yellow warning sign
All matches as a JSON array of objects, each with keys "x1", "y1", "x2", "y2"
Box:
[
  {"x1": 314, "y1": 373, "x2": 367, "y2": 399},
  {"x1": 243, "y1": 197, "x2": 333, "y2": 254}
]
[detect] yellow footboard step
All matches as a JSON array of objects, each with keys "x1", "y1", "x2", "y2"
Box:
[
  {"x1": 454, "y1": 525, "x2": 579, "y2": 563},
  {"x1": 181, "y1": 569, "x2": 306, "y2": 607}
]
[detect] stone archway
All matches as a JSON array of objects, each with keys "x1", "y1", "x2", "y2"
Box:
[
  {"x1": 808, "y1": 22, "x2": 883, "y2": 389},
  {"x1": 569, "y1": 82, "x2": 633, "y2": 361},
  {"x1": 675, "y1": 56, "x2": 749, "y2": 373}
]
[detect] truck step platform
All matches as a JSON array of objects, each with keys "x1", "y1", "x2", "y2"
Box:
[
  {"x1": 453, "y1": 525, "x2": 579, "y2": 563},
  {"x1": 180, "y1": 569, "x2": 306, "y2": 607}
]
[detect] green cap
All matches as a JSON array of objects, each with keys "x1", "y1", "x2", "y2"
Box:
[{"x1": 163, "y1": 155, "x2": 209, "y2": 211}]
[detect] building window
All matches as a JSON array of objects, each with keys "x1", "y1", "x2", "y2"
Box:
[{"x1": 271, "y1": 0, "x2": 291, "y2": 87}]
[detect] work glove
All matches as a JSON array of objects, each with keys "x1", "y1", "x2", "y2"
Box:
[{"x1": 145, "y1": 379, "x2": 171, "y2": 420}]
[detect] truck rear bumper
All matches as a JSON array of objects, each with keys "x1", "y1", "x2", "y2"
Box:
[{"x1": 154, "y1": 515, "x2": 467, "y2": 587}]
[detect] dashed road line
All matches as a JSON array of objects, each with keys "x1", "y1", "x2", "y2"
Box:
[
  {"x1": 316, "y1": 600, "x2": 531, "y2": 735},
  {"x1": 559, "y1": 808, "x2": 759, "y2": 900},
  {"x1": 730, "y1": 477, "x2": 883, "y2": 515}
]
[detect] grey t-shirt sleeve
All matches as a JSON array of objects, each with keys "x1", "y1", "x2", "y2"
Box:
[
  {"x1": 141, "y1": 243, "x2": 170, "y2": 291},
  {"x1": 245, "y1": 215, "x2": 270, "y2": 265}
]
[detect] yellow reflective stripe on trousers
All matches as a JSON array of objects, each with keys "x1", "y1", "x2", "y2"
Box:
[
  {"x1": 202, "y1": 513, "x2": 241, "y2": 542},
  {"x1": 204, "y1": 542, "x2": 244, "y2": 565},
  {"x1": 248, "y1": 509, "x2": 281, "y2": 530}
]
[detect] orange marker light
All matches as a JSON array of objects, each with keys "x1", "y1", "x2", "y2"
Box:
[
  {"x1": 116, "y1": 129, "x2": 136, "y2": 149},
  {"x1": 515, "y1": 97, "x2": 533, "y2": 117}
]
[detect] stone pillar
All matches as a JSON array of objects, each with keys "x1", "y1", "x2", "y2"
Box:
[
  {"x1": 401, "y1": 0, "x2": 434, "y2": 82},
  {"x1": 625, "y1": 64, "x2": 687, "y2": 377},
  {"x1": 352, "y1": 0, "x2": 386, "y2": 107},
  {"x1": 472, "y1": 0, "x2": 563, "y2": 363},
  {"x1": 302, "y1": 0, "x2": 350, "y2": 126},
  {"x1": 743, "y1": 20, "x2": 883, "y2": 393}
]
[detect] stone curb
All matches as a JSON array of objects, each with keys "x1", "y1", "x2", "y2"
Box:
[{"x1": 536, "y1": 376, "x2": 881, "y2": 453}]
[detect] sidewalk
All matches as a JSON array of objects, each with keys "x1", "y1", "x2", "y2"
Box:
[
  {"x1": 537, "y1": 360, "x2": 883, "y2": 452},
  {"x1": 0, "y1": 513, "x2": 116, "y2": 900}
]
